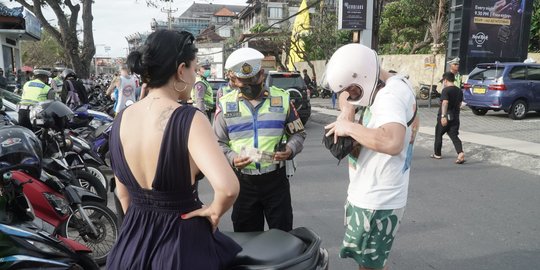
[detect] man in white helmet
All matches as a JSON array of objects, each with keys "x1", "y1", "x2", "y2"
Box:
[
  {"x1": 324, "y1": 43, "x2": 418, "y2": 270},
  {"x1": 213, "y1": 47, "x2": 306, "y2": 232}
]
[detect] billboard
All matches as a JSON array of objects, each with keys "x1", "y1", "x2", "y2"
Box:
[
  {"x1": 338, "y1": 0, "x2": 367, "y2": 30},
  {"x1": 456, "y1": 0, "x2": 533, "y2": 73}
]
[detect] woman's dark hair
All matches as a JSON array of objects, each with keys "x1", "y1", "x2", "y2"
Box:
[{"x1": 127, "y1": 30, "x2": 197, "y2": 88}]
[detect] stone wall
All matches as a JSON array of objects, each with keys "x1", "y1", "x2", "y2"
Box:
[{"x1": 295, "y1": 52, "x2": 540, "y2": 94}]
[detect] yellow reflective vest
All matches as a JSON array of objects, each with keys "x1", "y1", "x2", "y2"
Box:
[
  {"x1": 219, "y1": 86, "x2": 290, "y2": 171},
  {"x1": 20, "y1": 79, "x2": 51, "y2": 105},
  {"x1": 191, "y1": 77, "x2": 214, "y2": 110}
]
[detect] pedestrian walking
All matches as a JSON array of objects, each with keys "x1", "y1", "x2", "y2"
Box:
[
  {"x1": 331, "y1": 92, "x2": 337, "y2": 109},
  {"x1": 214, "y1": 47, "x2": 306, "y2": 232},
  {"x1": 109, "y1": 66, "x2": 138, "y2": 115},
  {"x1": 431, "y1": 71, "x2": 465, "y2": 164},
  {"x1": 324, "y1": 43, "x2": 418, "y2": 270},
  {"x1": 0, "y1": 68, "x2": 7, "y2": 89},
  {"x1": 106, "y1": 29, "x2": 241, "y2": 270}
]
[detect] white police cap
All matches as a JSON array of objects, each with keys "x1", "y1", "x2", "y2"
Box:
[
  {"x1": 225, "y1": 48, "x2": 264, "y2": 79},
  {"x1": 447, "y1": 57, "x2": 460, "y2": 65},
  {"x1": 33, "y1": 69, "x2": 51, "y2": 77}
]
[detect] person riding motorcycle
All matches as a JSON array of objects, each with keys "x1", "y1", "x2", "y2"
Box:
[
  {"x1": 18, "y1": 69, "x2": 56, "y2": 129},
  {"x1": 60, "y1": 69, "x2": 88, "y2": 110}
]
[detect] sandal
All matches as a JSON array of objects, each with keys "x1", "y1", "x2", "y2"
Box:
[
  {"x1": 430, "y1": 154, "x2": 442, "y2": 159},
  {"x1": 455, "y1": 153, "x2": 465, "y2": 164}
]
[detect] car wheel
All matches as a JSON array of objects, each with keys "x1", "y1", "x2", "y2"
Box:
[
  {"x1": 470, "y1": 107, "x2": 488, "y2": 116},
  {"x1": 509, "y1": 100, "x2": 528, "y2": 120}
]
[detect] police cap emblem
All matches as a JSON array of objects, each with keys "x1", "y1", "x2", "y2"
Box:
[{"x1": 241, "y1": 63, "x2": 253, "y2": 75}]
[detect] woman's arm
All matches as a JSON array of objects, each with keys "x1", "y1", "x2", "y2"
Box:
[
  {"x1": 182, "y1": 111, "x2": 239, "y2": 231},
  {"x1": 114, "y1": 176, "x2": 130, "y2": 214}
]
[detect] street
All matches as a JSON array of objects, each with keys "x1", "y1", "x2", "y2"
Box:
[{"x1": 198, "y1": 120, "x2": 540, "y2": 270}]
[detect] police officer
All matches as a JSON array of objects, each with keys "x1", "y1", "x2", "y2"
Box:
[
  {"x1": 214, "y1": 48, "x2": 306, "y2": 232},
  {"x1": 215, "y1": 70, "x2": 237, "y2": 105},
  {"x1": 18, "y1": 69, "x2": 55, "y2": 129},
  {"x1": 192, "y1": 60, "x2": 214, "y2": 119},
  {"x1": 50, "y1": 68, "x2": 64, "y2": 94},
  {"x1": 447, "y1": 57, "x2": 462, "y2": 88}
]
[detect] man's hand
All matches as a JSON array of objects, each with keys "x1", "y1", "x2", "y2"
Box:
[
  {"x1": 274, "y1": 146, "x2": 292, "y2": 161},
  {"x1": 325, "y1": 119, "x2": 353, "y2": 144},
  {"x1": 441, "y1": 117, "x2": 448, "y2": 127},
  {"x1": 233, "y1": 156, "x2": 251, "y2": 170},
  {"x1": 337, "y1": 92, "x2": 355, "y2": 121}
]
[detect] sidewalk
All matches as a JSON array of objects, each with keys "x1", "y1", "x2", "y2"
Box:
[{"x1": 309, "y1": 98, "x2": 540, "y2": 176}]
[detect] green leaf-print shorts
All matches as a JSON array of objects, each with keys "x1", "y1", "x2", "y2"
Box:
[{"x1": 339, "y1": 201, "x2": 404, "y2": 269}]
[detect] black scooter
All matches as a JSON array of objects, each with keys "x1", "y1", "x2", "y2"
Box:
[{"x1": 418, "y1": 83, "x2": 441, "y2": 100}]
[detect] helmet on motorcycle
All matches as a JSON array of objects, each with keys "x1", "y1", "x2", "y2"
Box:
[
  {"x1": 323, "y1": 43, "x2": 380, "y2": 106},
  {"x1": 61, "y1": 69, "x2": 77, "y2": 80},
  {"x1": 30, "y1": 101, "x2": 74, "y2": 131},
  {"x1": 0, "y1": 126, "x2": 42, "y2": 178}
]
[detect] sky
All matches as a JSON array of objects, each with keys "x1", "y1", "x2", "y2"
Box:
[{"x1": 4, "y1": 0, "x2": 248, "y2": 57}]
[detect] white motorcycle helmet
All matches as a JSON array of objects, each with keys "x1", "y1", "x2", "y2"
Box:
[{"x1": 323, "y1": 43, "x2": 380, "y2": 106}]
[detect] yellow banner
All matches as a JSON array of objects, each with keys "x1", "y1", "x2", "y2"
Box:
[{"x1": 474, "y1": 17, "x2": 511, "y2": 26}]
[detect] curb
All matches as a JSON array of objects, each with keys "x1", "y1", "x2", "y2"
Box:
[{"x1": 308, "y1": 109, "x2": 540, "y2": 177}]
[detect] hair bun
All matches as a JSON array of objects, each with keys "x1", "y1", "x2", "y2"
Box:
[{"x1": 127, "y1": 50, "x2": 145, "y2": 75}]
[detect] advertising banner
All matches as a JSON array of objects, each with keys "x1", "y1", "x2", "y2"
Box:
[
  {"x1": 338, "y1": 0, "x2": 367, "y2": 30},
  {"x1": 23, "y1": 8, "x2": 41, "y2": 40},
  {"x1": 467, "y1": 0, "x2": 526, "y2": 58}
]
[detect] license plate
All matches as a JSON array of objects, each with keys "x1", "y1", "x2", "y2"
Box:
[{"x1": 473, "y1": 87, "x2": 486, "y2": 94}]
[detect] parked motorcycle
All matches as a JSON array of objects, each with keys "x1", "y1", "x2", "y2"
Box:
[
  {"x1": 418, "y1": 83, "x2": 441, "y2": 100},
  {"x1": 225, "y1": 227, "x2": 329, "y2": 270},
  {"x1": 320, "y1": 87, "x2": 332, "y2": 99},
  {"x1": 0, "y1": 171, "x2": 100, "y2": 270},
  {"x1": 31, "y1": 101, "x2": 108, "y2": 202}
]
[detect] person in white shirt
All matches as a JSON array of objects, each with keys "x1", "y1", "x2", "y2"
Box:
[{"x1": 324, "y1": 44, "x2": 419, "y2": 270}]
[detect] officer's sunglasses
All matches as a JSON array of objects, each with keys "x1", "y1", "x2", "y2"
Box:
[{"x1": 175, "y1": 31, "x2": 195, "y2": 68}]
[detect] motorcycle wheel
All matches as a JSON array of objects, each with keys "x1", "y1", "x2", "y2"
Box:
[
  {"x1": 73, "y1": 253, "x2": 100, "y2": 270},
  {"x1": 72, "y1": 170, "x2": 108, "y2": 203},
  {"x1": 60, "y1": 201, "x2": 119, "y2": 266},
  {"x1": 85, "y1": 164, "x2": 108, "y2": 191}
]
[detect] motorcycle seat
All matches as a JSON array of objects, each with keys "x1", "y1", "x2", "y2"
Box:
[{"x1": 225, "y1": 229, "x2": 306, "y2": 266}]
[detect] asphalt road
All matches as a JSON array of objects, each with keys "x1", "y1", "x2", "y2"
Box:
[{"x1": 198, "y1": 120, "x2": 540, "y2": 270}]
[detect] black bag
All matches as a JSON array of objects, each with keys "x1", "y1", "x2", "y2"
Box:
[{"x1": 322, "y1": 133, "x2": 355, "y2": 161}]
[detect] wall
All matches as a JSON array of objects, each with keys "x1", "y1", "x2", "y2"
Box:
[{"x1": 295, "y1": 52, "x2": 540, "y2": 93}]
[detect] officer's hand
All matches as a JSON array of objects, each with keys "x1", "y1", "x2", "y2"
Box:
[
  {"x1": 274, "y1": 146, "x2": 292, "y2": 161},
  {"x1": 233, "y1": 156, "x2": 251, "y2": 170},
  {"x1": 181, "y1": 204, "x2": 220, "y2": 233}
]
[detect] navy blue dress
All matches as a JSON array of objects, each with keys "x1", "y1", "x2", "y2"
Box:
[{"x1": 106, "y1": 105, "x2": 241, "y2": 269}]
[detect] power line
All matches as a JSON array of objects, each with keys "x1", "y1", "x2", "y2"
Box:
[{"x1": 197, "y1": 0, "x2": 322, "y2": 57}]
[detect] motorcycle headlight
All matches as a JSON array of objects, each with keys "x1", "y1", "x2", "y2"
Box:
[{"x1": 43, "y1": 193, "x2": 70, "y2": 216}]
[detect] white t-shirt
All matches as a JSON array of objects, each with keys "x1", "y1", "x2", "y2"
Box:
[{"x1": 347, "y1": 75, "x2": 417, "y2": 210}]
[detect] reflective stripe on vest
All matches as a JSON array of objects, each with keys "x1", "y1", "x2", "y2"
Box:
[
  {"x1": 20, "y1": 79, "x2": 51, "y2": 105},
  {"x1": 192, "y1": 77, "x2": 214, "y2": 109},
  {"x1": 219, "y1": 86, "x2": 290, "y2": 171}
]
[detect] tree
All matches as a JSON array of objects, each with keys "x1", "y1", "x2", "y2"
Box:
[
  {"x1": 21, "y1": 29, "x2": 69, "y2": 68},
  {"x1": 529, "y1": 0, "x2": 540, "y2": 52},
  {"x1": 378, "y1": 0, "x2": 440, "y2": 54},
  {"x1": 12, "y1": 0, "x2": 95, "y2": 78}
]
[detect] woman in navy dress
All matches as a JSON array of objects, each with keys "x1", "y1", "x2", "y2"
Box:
[{"x1": 106, "y1": 30, "x2": 241, "y2": 269}]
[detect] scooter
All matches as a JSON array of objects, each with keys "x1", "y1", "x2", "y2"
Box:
[
  {"x1": 225, "y1": 227, "x2": 329, "y2": 270},
  {"x1": 418, "y1": 83, "x2": 441, "y2": 100},
  {"x1": 320, "y1": 88, "x2": 332, "y2": 99},
  {"x1": 0, "y1": 171, "x2": 100, "y2": 270}
]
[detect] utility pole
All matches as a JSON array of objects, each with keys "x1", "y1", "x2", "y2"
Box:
[{"x1": 161, "y1": 2, "x2": 178, "y2": 30}]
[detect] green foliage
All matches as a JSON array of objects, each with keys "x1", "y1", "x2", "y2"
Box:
[
  {"x1": 250, "y1": 23, "x2": 267, "y2": 33},
  {"x1": 301, "y1": 12, "x2": 352, "y2": 61},
  {"x1": 529, "y1": 0, "x2": 540, "y2": 52},
  {"x1": 21, "y1": 29, "x2": 69, "y2": 68},
  {"x1": 378, "y1": 0, "x2": 438, "y2": 54}
]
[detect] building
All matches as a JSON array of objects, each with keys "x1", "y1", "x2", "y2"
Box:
[{"x1": 0, "y1": 5, "x2": 41, "y2": 90}]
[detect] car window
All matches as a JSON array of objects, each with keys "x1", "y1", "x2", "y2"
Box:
[
  {"x1": 527, "y1": 66, "x2": 540, "y2": 81},
  {"x1": 268, "y1": 75, "x2": 305, "y2": 89},
  {"x1": 509, "y1": 66, "x2": 527, "y2": 80},
  {"x1": 469, "y1": 66, "x2": 504, "y2": 80}
]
